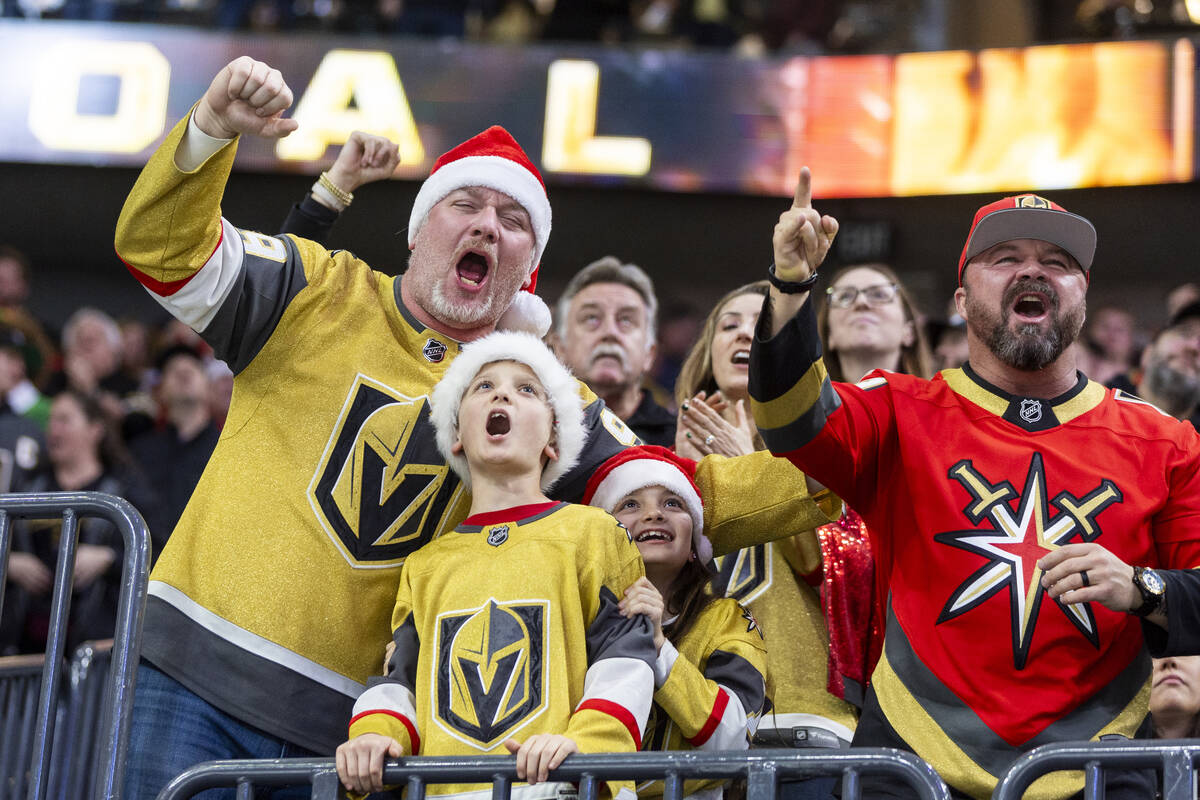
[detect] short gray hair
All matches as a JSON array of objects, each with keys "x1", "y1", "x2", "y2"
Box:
[
  {"x1": 555, "y1": 256, "x2": 658, "y2": 343},
  {"x1": 63, "y1": 307, "x2": 122, "y2": 353}
]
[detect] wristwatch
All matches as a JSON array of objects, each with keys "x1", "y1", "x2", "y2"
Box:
[{"x1": 1131, "y1": 566, "x2": 1166, "y2": 617}]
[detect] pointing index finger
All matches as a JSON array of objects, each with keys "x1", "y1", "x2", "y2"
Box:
[{"x1": 793, "y1": 166, "x2": 812, "y2": 209}]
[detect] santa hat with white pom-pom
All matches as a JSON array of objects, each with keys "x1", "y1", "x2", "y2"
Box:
[{"x1": 408, "y1": 126, "x2": 552, "y2": 337}]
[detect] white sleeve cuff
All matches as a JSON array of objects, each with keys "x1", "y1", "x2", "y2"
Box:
[
  {"x1": 653, "y1": 638, "x2": 679, "y2": 689},
  {"x1": 175, "y1": 111, "x2": 236, "y2": 172}
]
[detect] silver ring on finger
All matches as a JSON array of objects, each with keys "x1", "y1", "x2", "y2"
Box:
[
  {"x1": 704, "y1": 434, "x2": 715, "y2": 446},
  {"x1": 1080, "y1": 570, "x2": 1090, "y2": 588}
]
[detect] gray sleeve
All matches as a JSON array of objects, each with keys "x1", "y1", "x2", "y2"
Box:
[
  {"x1": 365, "y1": 612, "x2": 420, "y2": 693},
  {"x1": 200, "y1": 233, "x2": 309, "y2": 374},
  {"x1": 586, "y1": 585, "x2": 657, "y2": 672},
  {"x1": 705, "y1": 648, "x2": 767, "y2": 717}
]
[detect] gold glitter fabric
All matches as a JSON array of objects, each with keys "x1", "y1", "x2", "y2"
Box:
[{"x1": 714, "y1": 463, "x2": 858, "y2": 744}]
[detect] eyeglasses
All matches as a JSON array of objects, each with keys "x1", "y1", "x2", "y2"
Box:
[{"x1": 826, "y1": 283, "x2": 900, "y2": 309}]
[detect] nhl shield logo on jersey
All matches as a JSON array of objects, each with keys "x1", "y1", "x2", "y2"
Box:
[
  {"x1": 309, "y1": 375, "x2": 459, "y2": 568},
  {"x1": 423, "y1": 338, "x2": 448, "y2": 363},
  {"x1": 935, "y1": 452, "x2": 1122, "y2": 668},
  {"x1": 1019, "y1": 399, "x2": 1043, "y2": 424},
  {"x1": 487, "y1": 526, "x2": 509, "y2": 547},
  {"x1": 435, "y1": 599, "x2": 547, "y2": 749}
]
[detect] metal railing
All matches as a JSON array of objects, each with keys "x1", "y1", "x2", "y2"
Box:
[
  {"x1": 158, "y1": 748, "x2": 950, "y2": 800},
  {"x1": 994, "y1": 739, "x2": 1200, "y2": 800},
  {"x1": 0, "y1": 493, "x2": 150, "y2": 800}
]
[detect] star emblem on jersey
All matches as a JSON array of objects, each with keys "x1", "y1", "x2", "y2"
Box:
[
  {"x1": 934, "y1": 453, "x2": 1122, "y2": 669},
  {"x1": 741, "y1": 606, "x2": 763, "y2": 639},
  {"x1": 1019, "y1": 399, "x2": 1042, "y2": 424}
]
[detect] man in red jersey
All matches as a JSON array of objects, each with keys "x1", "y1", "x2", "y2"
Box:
[{"x1": 749, "y1": 171, "x2": 1200, "y2": 800}]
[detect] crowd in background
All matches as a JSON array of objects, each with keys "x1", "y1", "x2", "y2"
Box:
[
  {"x1": 0, "y1": 223, "x2": 1198, "y2": 661},
  {"x1": 6, "y1": 0, "x2": 1200, "y2": 55}
]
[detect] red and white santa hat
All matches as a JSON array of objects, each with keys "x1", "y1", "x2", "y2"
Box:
[
  {"x1": 430, "y1": 331, "x2": 584, "y2": 493},
  {"x1": 409, "y1": 126, "x2": 553, "y2": 337},
  {"x1": 583, "y1": 445, "x2": 712, "y2": 564}
]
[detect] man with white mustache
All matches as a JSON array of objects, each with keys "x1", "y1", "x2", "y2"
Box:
[{"x1": 555, "y1": 257, "x2": 677, "y2": 446}]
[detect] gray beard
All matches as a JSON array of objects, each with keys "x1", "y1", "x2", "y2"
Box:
[
  {"x1": 1143, "y1": 361, "x2": 1200, "y2": 417},
  {"x1": 428, "y1": 281, "x2": 499, "y2": 328},
  {"x1": 984, "y1": 321, "x2": 1067, "y2": 372},
  {"x1": 968, "y1": 280, "x2": 1085, "y2": 372}
]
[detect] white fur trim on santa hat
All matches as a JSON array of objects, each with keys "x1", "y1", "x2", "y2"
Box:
[
  {"x1": 496, "y1": 290, "x2": 553, "y2": 337},
  {"x1": 408, "y1": 155, "x2": 552, "y2": 268},
  {"x1": 588, "y1": 460, "x2": 711, "y2": 563},
  {"x1": 429, "y1": 331, "x2": 583, "y2": 493}
]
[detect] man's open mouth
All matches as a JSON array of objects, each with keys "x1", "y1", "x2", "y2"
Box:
[
  {"x1": 456, "y1": 251, "x2": 491, "y2": 287},
  {"x1": 1013, "y1": 293, "x2": 1049, "y2": 320},
  {"x1": 486, "y1": 409, "x2": 510, "y2": 436}
]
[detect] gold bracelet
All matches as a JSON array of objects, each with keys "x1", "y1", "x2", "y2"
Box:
[{"x1": 318, "y1": 171, "x2": 354, "y2": 206}]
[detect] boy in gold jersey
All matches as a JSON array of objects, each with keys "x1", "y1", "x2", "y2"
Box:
[{"x1": 336, "y1": 331, "x2": 655, "y2": 799}]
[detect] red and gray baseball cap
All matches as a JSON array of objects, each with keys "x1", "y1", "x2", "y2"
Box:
[{"x1": 957, "y1": 194, "x2": 1097, "y2": 285}]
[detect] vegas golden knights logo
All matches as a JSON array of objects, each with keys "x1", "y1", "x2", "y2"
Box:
[
  {"x1": 435, "y1": 599, "x2": 547, "y2": 750},
  {"x1": 309, "y1": 375, "x2": 458, "y2": 567},
  {"x1": 714, "y1": 543, "x2": 773, "y2": 604},
  {"x1": 1016, "y1": 195, "x2": 1051, "y2": 209}
]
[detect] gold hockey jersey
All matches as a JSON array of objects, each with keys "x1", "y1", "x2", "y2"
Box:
[
  {"x1": 715, "y1": 472, "x2": 859, "y2": 745},
  {"x1": 639, "y1": 598, "x2": 768, "y2": 800},
  {"x1": 348, "y1": 502, "x2": 654, "y2": 799},
  {"x1": 113, "y1": 112, "x2": 839, "y2": 753}
]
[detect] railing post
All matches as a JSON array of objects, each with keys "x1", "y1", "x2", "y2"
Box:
[
  {"x1": 1162, "y1": 749, "x2": 1194, "y2": 800},
  {"x1": 28, "y1": 508, "x2": 79, "y2": 800},
  {"x1": 746, "y1": 761, "x2": 777, "y2": 800},
  {"x1": 0, "y1": 509, "x2": 11, "y2": 616}
]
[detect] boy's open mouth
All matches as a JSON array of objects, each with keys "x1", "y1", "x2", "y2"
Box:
[{"x1": 486, "y1": 409, "x2": 510, "y2": 436}]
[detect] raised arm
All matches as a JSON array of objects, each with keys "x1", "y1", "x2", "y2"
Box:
[
  {"x1": 280, "y1": 131, "x2": 401, "y2": 243},
  {"x1": 765, "y1": 167, "x2": 839, "y2": 337},
  {"x1": 115, "y1": 57, "x2": 327, "y2": 374}
]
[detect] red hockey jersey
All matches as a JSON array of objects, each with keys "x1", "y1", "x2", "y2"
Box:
[{"x1": 750, "y1": 299, "x2": 1200, "y2": 799}]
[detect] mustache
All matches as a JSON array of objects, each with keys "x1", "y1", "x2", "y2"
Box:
[
  {"x1": 1003, "y1": 278, "x2": 1060, "y2": 312},
  {"x1": 591, "y1": 343, "x2": 629, "y2": 369},
  {"x1": 454, "y1": 236, "x2": 498, "y2": 261}
]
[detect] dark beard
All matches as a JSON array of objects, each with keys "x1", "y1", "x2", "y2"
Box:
[
  {"x1": 967, "y1": 279, "x2": 1086, "y2": 372},
  {"x1": 1143, "y1": 361, "x2": 1200, "y2": 417}
]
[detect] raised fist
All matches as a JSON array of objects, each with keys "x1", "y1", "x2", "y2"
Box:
[{"x1": 194, "y1": 56, "x2": 299, "y2": 140}]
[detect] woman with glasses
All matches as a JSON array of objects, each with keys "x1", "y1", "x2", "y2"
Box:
[
  {"x1": 817, "y1": 264, "x2": 933, "y2": 383},
  {"x1": 673, "y1": 268, "x2": 931, "y2": 800}
]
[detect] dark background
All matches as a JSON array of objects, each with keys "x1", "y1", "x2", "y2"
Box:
[{"x1": 6, "y1": 159, "x2": 1197, "y2": 330}]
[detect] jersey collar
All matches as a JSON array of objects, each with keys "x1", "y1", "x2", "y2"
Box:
[
  {"x1": 456, "y1": 501, "x2": 565, "y2": 531},
  {"x1": 392, "y1": 279, "x2": 462, "y2": 363},
  {"x1": 942, "y1": 363, "x2": 1105, "y2": 431}
]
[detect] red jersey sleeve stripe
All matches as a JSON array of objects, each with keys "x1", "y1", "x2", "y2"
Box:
[
  {"x1": 577, "y1": 697, "x2": 642, "y2": 749},
  {"x1": 348, "y1": 708, "x2": 421, "y2": 753},
  {"x1": 687, "y1": 688, "x2": 730, "y2": 747},
  {"x1": 114, "y1": 225, "x2": 223, "y2": 297}
]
